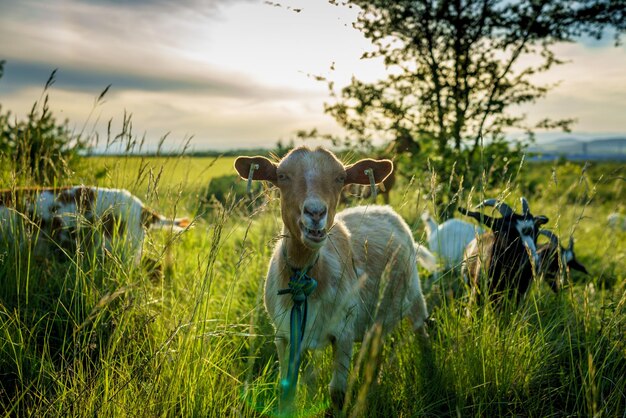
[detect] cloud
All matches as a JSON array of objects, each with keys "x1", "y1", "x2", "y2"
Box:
[
  {"x1": 80, "y1": 0, "x2": 255, "y2": 11},
  {"x1": 0, "y1": 0, "x2": 346, "y2": 151},
  {"x1": 1, "y1": 0, "x2": 624, "y2": 152},
  {"x1": 0, "y1": 58, "x2": 317, "y2": 102}
]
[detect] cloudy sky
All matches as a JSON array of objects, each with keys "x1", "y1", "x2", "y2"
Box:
[{"x1": 1, "y1": 0, "x2": 625, "y2": 153}]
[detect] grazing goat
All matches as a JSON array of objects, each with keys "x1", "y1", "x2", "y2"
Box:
[
  {"x1": 536, "y1": 230, "x2": 588, "y2": 292},
  {"x1": 607, "y1": 212, "x2": 626, "y2": 231},
  {"x1": 459, "y1": 198, "x2": 548, "y2": 305},
  {"x1": 422, "y1": 211, "x2": 485, "y2": 277},
  {"x1": 234, "y1": 146, "x2": 435, "y2": 414},
  {"x1": 0, "y1": 186, "x2": 190, "y2": 261}
]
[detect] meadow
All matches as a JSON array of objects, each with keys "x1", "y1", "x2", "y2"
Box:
[{"x1": 0, "y1": 154, "x2": 625, "y2": 417}]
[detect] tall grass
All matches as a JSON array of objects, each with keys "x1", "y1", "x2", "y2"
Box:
[{"x1": 1, "y1": 140, "x2": 625, "y2": 417}]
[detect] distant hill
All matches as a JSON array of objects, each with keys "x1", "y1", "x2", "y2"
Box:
[{"x1": 527, "y1": 137, "x2": 626, "y2": 161}]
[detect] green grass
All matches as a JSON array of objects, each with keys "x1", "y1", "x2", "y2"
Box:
[
  {"x1": 80, "y1": 155, "x2": 236, "y2": 192},
  {"x1": 0, "y1": 157, "x2": 625, "y2": 417}
]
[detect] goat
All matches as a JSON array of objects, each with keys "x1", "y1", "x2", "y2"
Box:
[
  {"x1": 234, "y1": 146, "x2": 435, "y2": 414},
  {"x1": 421, "y1": 211, "x2": 485, "y2": 278},
  {"x1": 459, "y1": 198, "x2": 548, "y2": 305},
  {"x1": 607, "y1": 212, "x2": 626, "y2": 231},
  {"x1": 536, "y1": 230, "x2": 588, "y2": 292},
  {"x1": 0, "y1": 186, "x2": 190, "y2": 262}
]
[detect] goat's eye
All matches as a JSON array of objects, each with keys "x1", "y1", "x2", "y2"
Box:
[
  {"x1": 336, "y1": 175, "x2": 346, "y2": 184},
  {"x1": 277, "y1": 173, "x2": 289, "y2": 181}
]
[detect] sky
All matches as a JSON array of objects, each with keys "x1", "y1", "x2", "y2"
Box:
[{"x1": 1, "y1": 0, "x2": 625, "y2": 153}]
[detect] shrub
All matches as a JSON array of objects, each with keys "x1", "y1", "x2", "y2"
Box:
[
  {"x1": 0, "y1": 62, "x2": 87, "y2": 185},
  {"x1": 199, "y1": 174, "x2": 266, "y2": 216}
]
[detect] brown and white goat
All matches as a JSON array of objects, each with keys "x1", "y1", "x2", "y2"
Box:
[
  {"x1": 460, "y1": 198, "x2": 549, "y2": 305},
  {"x1": 234, "y1": 147, "x2": 435, "y2": 413},
  {"x1": 536, "y1": 230, "x2": 588, "y2": 292},
  {"x1": 0, "y1": 186, "x2": 190, "y2": 261}
]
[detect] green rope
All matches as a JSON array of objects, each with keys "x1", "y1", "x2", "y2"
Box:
[{"x1": 277, "y1": 265, "x2": 318, "y2": 404}]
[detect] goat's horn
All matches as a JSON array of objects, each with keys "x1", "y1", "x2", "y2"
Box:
[
  {"x1": 477, "y1": 198, "x2": 514, "y2": 217},
  {"x1": 521, "y1": 197, "x2": 530, "y2": 216},
  {"x1": 568, "y1": 236, "x2": 574, "y2": 251},
  {"x1": 539, "y1": 229, "x2": 559, "y2": 246}
]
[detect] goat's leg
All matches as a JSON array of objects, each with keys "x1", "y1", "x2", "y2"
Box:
[
  {"x1": 330, "y1": 335, "x2": 353, "y2": 414},
  {"x1": 407, "y1": 268, "x2": 429, "y2": 339},
  {"x1": 409, "y1": 303, "x2": 429, "y2": 340}
]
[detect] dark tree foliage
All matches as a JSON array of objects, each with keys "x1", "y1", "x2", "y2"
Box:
[
  {"x1": 0, "y1": 61, "x2": 87, "y2": 185},
  {"x1": 323, "y1": 0, "x2": 625, "y2": 213}
]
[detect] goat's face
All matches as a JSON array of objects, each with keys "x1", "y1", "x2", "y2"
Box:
[
  {"x1": 275, "y1": 148, "x2": 345, "y2": 249},
  {"x1": 459, "y1": 198, "x2": 548, "y2": 266},
  {"x1": 499, "y1": 212, "x2": 549, "y2": 267},
  {"x1": 234, "y1": 147, "x2": 393, "y2": 250},
  {"x1": 513, "y1": 215, "x2": 541, "y2": 264}
]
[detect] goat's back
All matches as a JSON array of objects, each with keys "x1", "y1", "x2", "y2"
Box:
[
  {"x1": 338, "y1": 205, "x2": 416, "y2": 269},
  {"x1": 430, "y1": 219, "x2": 484, "y2": 269},
  {"x1": 337, "y1": 205, "x2": 423, "y2": 334}
]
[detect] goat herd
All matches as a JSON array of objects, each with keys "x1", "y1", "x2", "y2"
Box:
[
  {"x1": 423, "y1": 197, "x2": 588, "y2": 304},
  {"x1": 234, "y1": 146, "x2": 591, "y2": 414},
  {"x1": 0, "y1": 146, "x2": 613, "y2": 415}
]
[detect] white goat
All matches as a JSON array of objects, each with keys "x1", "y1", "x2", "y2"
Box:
[
  {"x1": 235, "y1": 146, "x2": 435, "y2": 414},
  {"x1": 422, "y1": 211, "x2": 484, "y2": 276}
]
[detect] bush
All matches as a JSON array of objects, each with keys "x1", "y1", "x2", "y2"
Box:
[
  {"x1": 199, "y1": 174, "x2": 266, "y2": 216},
  {"x1": 0, "y1": 62, "x2": 87, "y2": 185}
]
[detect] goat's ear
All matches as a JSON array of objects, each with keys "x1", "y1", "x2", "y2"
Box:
[
  {"x1": 535, "y1": 215, "x2": 549, "y2": 226},
  {"x1": 569, "y1": 258, "x2": 588, "y2": 274},
  {"x1": 345, "y1": 159, "x2": 393, "y2": 185},
  {"x1": 234, "y1": 156, "x2": 277, "y2": 182}
]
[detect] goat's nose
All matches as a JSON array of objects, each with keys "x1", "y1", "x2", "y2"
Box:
[{"x1": 304, "y1": 204, "x2": 327, "y2": 222}]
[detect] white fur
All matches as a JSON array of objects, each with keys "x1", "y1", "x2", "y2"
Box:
[
  {"x1": 422, "y1": 212, "x2": 485, "y2": 273},
  {"x1": 266, "y1": 205, "x2": 430, "y2": 406}
]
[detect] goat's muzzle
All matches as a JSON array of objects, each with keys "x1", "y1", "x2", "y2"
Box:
[{"x1": 300, "y1": 199, "x2": 329, "y2": 247}]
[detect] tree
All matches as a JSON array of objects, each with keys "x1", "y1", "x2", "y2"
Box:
[
  {"x1": 0, "y1": 61, "x2": 88, "y2": 184},
  {"x1": 323, "y1": 0, "x2": 625, "y2": 214}
]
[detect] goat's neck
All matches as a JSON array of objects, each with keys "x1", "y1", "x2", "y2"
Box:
[{"x1": 280, "y1": 232, "x2": 319, "y2": 271}]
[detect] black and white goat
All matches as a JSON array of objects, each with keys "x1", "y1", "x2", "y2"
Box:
[
  {"x1": 459, "y1": 197, "x2": 548, "y2": 304},
  {"x1": 536, "y1": 230, "x2": 588, "y2": 292}
]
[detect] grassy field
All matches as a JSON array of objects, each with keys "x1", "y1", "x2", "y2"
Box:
[{"x1": 0, "y1": 156, "x2": 625, "y2": 417}]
